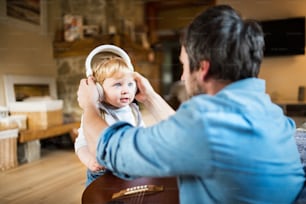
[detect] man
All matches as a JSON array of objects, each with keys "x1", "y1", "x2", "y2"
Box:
[{"x1": 78, "y1": 5, "x2": 305, "y2": 204}]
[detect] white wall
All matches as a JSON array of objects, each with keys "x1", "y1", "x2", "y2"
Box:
[
  {"x1": 0, "y1": 0, "x2": 58, "y2": 106},
  {"x1": 217, "y1": 0, "x2": 306, "y2": 102}
]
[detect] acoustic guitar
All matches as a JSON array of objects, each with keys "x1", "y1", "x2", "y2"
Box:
[{"x1": 82, "y1": 172, "x2": 179, "y2": 204}]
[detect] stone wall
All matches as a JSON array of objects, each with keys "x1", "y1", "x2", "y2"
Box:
[
  {"x1": 60, "y1": 0, "x2": 144, "y2": 35},
  {"x1": 56, "y1": 56, "x2": 85, "y2": 122}
]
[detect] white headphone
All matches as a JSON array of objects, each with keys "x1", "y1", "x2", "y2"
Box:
[{"x1": 85, "y1": 44, "x2": 134, "y2": 101}]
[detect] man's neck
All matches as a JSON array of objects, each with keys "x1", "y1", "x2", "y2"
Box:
[{"x1": 205, "y1": 78, "x2": 232, "y2": 95}]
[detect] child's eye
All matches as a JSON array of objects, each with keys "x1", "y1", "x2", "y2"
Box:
[
  {"x1": 114, "y1": 83, "x2": 121, "y2": 87},
  {"x1": 128, "y1": 82, "x2": 135, "y2": 87}
]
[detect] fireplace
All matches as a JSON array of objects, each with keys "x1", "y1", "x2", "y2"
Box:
[
  {"x1": 2, "y1": 75, "x2": 79, "y2": 164},
  {"x1": 3, "y1": 74, "x2": 58, "y2": 105},
  {"x1": 3, "y1": 74, "x2": 64, "y2": 130}
]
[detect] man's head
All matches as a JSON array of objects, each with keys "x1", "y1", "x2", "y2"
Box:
[{"x1": 180, "y1": 5, "x2": 264, "y2": 96}]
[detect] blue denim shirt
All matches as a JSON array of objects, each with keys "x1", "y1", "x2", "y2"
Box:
[{"x1": 96, "y1": 78, "x2": 305, "y2": 204}]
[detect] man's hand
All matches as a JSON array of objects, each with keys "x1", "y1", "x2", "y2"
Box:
[
  {"x1": 133, "y1": 72, "x2": 175, "y2": 121},
  {"x1": 133, "y1": 72, "x2": 156, "y2": 104},
  {"x1": 77, "y1": 77, "x2": 99, "y2": 109}
]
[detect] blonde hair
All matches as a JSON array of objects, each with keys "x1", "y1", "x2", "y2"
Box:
[{"x1": 91, "y1": 52, "x2": 133, "y2": 84}]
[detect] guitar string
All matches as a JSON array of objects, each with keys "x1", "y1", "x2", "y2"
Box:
[
  {"x1": 127, "y1": 191, "x2": 145, "y2": 204},
  {"x1": 126, "y1": 193, "x2": 135, "y2": 204},
  {"x1": 138, "y1": 191, "x2": 145, "y2": 204},
  {"x1": 134, "y1": 192, "x2": 145, "y2": 204}
]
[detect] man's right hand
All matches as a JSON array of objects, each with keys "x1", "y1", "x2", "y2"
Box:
[
  {"x1": 133, "y1": 72, "x2": 156, "y2": 104},
  {"x1": 77, "y1": 77, "x2": 99, "y2": 109}
]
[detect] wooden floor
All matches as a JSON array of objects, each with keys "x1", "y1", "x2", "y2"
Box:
[
  {"x1": 0, "y1": 109, "x2": 157, "y2": 204},
  {"x1": 0, "y1": 148, "x2": 87, "y2": 204}
]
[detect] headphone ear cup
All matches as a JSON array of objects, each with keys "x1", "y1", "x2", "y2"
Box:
[
  {"x1": 135, "y1": 86, "x2": 138, "y2": 94},
  {"x1": 95, "y1": 83, "x2": 104, "y2": 102}
]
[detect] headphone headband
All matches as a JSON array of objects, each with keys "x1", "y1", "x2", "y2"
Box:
[{"x1": 85, "y1": 44, "x2": 134, "y2": 77}]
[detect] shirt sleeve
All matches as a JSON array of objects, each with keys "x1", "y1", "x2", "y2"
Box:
[
  {"x1": 74, "y1": 115, "x2": 87, "y2": 153},
  {"x1": 96, "y1": 104, "x2": 212, "y2": 180}
]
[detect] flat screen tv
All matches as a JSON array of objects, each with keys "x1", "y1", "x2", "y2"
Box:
[{"x1": 260, "y1": 17, "x2": 305, "y2": 57}]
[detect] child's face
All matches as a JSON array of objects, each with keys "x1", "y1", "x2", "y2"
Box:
[{"x1": 102, "y1": 73, "x2": 137, "y2": 108}]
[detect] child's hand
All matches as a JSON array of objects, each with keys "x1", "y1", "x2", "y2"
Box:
[{"x1": 87, "y1": 157, "x2": 106, "y2": 172}]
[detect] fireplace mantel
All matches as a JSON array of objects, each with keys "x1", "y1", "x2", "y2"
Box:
[
  {"x1": 53, "y1": 34, "x2": 151, "y2": 60},
  {"x1": 53, "y1": 35, "x2": 114, "y2": 58}
]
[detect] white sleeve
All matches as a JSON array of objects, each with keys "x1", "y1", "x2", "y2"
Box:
[{"x1": 74, "y1": 115, "x2": 88, "y2": 153}]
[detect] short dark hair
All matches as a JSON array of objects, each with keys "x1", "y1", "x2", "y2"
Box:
[{"x1": 181, "y1": 5, "x2": 264, "y2": 81}]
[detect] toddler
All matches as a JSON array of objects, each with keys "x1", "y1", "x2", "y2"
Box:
[{"x1": 74, "y1": 45, "x2": 144, "y2": 186}]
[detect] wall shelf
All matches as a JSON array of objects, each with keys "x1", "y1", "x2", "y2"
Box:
[
  {"x1": 53, "y1": 35, "x2": 115, "y2": 58},
  {"x1": 53, "y1": 34, "x2": 151, "y2": 60}
]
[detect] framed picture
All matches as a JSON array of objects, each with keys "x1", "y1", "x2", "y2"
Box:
[
  {"x1": 4, "y1": 0, "x2": 47, "y2": 34},
  {"x1": 64, "y1": 14, "x2": 83, "y2": 42}
]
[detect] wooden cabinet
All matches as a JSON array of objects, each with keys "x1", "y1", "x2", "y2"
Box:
[{"x1": 276, "y1": 101, "x2": 306, "y2": 116}]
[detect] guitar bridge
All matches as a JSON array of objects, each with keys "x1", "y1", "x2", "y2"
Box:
[{"x1": 112, "y1": 184, "x2": 164, "y2": 200}]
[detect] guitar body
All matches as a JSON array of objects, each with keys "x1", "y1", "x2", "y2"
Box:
[{"x1": 82, "y1": 172, "x2": 179, "y2": 204}]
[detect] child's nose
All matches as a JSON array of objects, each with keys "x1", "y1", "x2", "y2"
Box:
[{"x1": 121, "y1": 86, "x2": 129, "y2": 94}]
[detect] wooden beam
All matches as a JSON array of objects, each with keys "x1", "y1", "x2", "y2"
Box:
[{"x1": 19, "y1": 122, "x2": 80, "y2": 143}]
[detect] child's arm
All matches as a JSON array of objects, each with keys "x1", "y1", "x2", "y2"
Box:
[
  {"x1": 75, "y1": 115, "x2": 105, "y2": 172},
  {"x1": 76, "y1": 146, "x2": 106, "y2": 172}
]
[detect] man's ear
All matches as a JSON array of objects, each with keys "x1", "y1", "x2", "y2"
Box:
[{"x1": 197, "y1": 60, "x2": 210, "y2": 82}]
